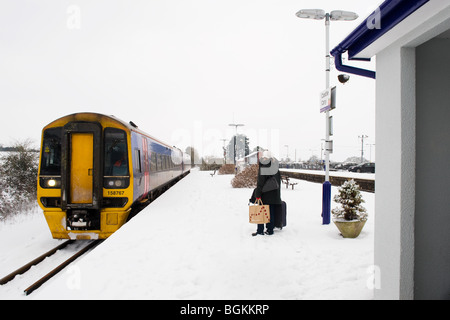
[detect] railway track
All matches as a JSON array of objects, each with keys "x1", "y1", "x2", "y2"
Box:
[{"x1": 0, "y1": 239, "x2": 103, "y2": 295}]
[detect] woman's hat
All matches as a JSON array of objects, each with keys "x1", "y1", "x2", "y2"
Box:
[{"x1": 261, "y1": 150, "x2": 272, "y2": 159}]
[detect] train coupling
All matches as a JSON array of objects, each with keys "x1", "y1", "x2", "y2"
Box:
[{"x1": 67, "y1": 209, "x2": 100, "y2": 230}]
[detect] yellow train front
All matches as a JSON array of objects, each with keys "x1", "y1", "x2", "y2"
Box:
[{"x1": 37, "y1": 113, "x2": 190, "y2": 240}]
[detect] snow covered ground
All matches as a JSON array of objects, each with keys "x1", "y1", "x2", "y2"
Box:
[{"x1": 0, "y1": 168, "x2": 374, "y2": 300}]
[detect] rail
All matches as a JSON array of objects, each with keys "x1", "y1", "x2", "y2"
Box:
[
  {"x1": 0, "y1": 240, "x2": 74, "y2": 285},
  {"x1": 23, "y1": 240, "x2": 103, "y2": 295},
  {"x1": 0, "y1": 239, "x2": 103, "y2": 295}
]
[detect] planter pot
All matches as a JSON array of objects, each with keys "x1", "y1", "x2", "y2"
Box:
[{"x1": 333, "y1": 219, "x2": 367, "y2": 238}]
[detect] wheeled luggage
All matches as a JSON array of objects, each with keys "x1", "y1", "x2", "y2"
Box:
[{"x1": 274, "y1": 201, "x2": 287, "y2": 229}]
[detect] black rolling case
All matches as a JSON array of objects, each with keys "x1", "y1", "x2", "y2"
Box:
[{"x1": 274, "y1": 201, "x2": 287, "y2": 229}]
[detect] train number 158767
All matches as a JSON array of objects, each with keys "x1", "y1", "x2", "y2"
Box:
[{"x1": 107, "y1": 191, "x2": 125, "y2": 196}]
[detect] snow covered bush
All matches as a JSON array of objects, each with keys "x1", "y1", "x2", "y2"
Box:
[
  {"x1": 231, "y1": 164, "x2": 258, "y2": 188},
  {"x1": 218, "y1": 164, "x2": 235, "y2": 175},
  {"x1": 332, "y1": 179, "x2": 367, "y2": 221},
  {"x1": 0, "y1": 140, "x2": 38, "y2": 220}
]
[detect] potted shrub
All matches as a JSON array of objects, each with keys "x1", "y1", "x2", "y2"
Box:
[{"x1": 332, "y1": 179, "x2": 368, "y2": 238}]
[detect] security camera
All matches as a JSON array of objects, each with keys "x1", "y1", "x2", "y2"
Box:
[{"x1": 338, "y1": 74, "x2": 350, "y2": 84}]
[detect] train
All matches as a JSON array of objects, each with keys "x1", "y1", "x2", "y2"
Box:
[{"x1": 37, "y1": 112, "x2": 191, "y2": 240}]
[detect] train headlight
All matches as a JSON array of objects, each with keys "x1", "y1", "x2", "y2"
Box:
[
  {"x1": 104, "y1": 177, "x2": 130, "y2": 189},
  {"x1": 107, "y1": 180, "x2": 122, "y2": 187},
  {"x1": 39, "y1": 177, "x2": 61, "y2": 189}
]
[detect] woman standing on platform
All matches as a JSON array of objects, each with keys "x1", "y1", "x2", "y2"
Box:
[{"x1": 252, "y1": 151, "x2": 281, "y2": 236}]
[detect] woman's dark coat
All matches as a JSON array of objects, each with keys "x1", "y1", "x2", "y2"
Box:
[{"x1": 254, "y1": 159, "x2": 281, "y2": 205}]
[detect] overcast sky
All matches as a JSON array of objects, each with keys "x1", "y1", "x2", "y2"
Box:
[{"x1": 0, "y1": 0, "x2": 381, "y2": 162}]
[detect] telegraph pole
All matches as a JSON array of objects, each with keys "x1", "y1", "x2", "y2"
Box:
[{"x1": 359, "y1": 134, "x2": 368, "y2": 162}]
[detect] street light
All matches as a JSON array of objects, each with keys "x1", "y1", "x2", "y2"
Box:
[
  {"x1": 330, "y1": 10, "x2": 359, "y2": 21},
  {"x1": 295, "y1": 9, "x2": 326, "y2": 20},
  {"x1": 296, "y1": 8, "x2": 358, "y2": 225},
  {"x1": 295, "y1": 9, "x2": 358, "y2": 21},
  {"x1": 220, "y1": 138, "x2": 228, "y2": 164},
  {"x1": 284, "y1": 145, "x2": 289, "y2": 161},
  {"x1": 229, "y1": 123, "x2": 245, "y2": 169}
]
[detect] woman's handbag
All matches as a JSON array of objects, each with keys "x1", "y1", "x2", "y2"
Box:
[
  {"x1": 249, "y1": 199, "x2": 270, "y2": 224},
  {"x1": 262, "y1": 176, "x2": 279, "y2": 193}
]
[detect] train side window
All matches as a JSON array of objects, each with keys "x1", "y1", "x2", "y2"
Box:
[
  {"x1": 146, "y1": 149, "x2": 151, "y2": 172},
  {"x1": 150, "y1": 152, "x2": 157, "y2": 172},
  {"x1": 41, "y1": 127, "x2": 62, "y2": 175},
  {"x1": 135, "y1": 149, "x2": 142, "y2": 173},
  {"x1": 157, "y1": 154, "x2": 162, "y2": 171}
]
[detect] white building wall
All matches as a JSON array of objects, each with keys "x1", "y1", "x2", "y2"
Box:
[{"x1": 374, "y1": 45, "x2": 416, "y2": 300}]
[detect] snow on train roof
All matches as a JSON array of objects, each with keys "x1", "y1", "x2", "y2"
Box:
[{"x1": 43, "y1": 112, "x2": 181, "y2": 152}]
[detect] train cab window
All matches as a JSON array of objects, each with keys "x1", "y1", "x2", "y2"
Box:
[
  {"x1": 41, "y1": 127, "x2": 62, "y2": 175},
  {"x1": 104, "y1": 128, "x2": 129, "y2": 177}
]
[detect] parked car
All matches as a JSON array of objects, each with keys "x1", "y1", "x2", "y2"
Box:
[
  {"x1": 335, "y1": 162, "x2": 358, "y2": 171},
  {"x1": 348, "y1": 162, "x2": 375, "y2": 173}
]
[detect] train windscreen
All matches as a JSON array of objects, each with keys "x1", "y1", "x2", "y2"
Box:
[
  {"x1": 40, "y1": 127, "x2": 62, "y2": 175},
  {"x1": 104, "y1": 128, "x2": 129, "y2": 177}
]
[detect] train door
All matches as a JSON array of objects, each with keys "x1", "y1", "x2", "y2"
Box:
[
  {"x1": 61, "y1": 122, "x2": 103, "y2": 229},
  {"x1": 70, "y1": 133, "x2": 94, "y2": 203}
]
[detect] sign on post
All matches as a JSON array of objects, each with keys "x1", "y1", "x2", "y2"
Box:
[
  {"x1": 320, "y1": 86, "x2": 336, "y2": 113},
  {"x1": 325, "y1": 140, "x2": 333, "y2": 153}
]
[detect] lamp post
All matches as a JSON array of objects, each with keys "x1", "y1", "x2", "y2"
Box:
[
  {"x1": 229, "y1": 123, "x2": 244, "y2": 171},
  {"x1": 220, "y1": 138, "x2": 227, "y2": 164},
  {"x1": 284, "y1": 144, "x2": 289, "y2": 160},
  {"x1": 296, "y1": 9, "x2": 358, "y2": 225},
  {"x1": 366, "y1": 143, "x2": 375, "y2": 162}
]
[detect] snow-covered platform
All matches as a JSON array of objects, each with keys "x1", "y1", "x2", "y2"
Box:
[{"x1": 4, "y1": 169, "x2": 374, "y2": 299}]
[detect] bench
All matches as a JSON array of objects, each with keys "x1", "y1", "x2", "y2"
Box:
[{"x1": 281, "y1": 175, "x2": 298, "y2": 190}]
